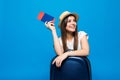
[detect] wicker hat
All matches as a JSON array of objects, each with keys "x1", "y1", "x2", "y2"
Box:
[{"x1": 58, "y1": 11, "x2": 79, "y2": 27}]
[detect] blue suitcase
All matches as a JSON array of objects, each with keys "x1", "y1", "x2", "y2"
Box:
[{"x1": 50, "y1": 56, "x2": 92, "y2": 80}]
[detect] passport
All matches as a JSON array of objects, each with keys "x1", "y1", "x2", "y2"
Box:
[{"x1": 38, "y1": 12, "x2": 55, "y2": 23}]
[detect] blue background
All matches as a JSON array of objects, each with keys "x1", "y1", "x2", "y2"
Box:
[{"x1": 0, "y1": 0, "x2": 120, "y2": 80}]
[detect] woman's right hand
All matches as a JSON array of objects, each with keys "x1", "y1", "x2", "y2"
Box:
[{"x1": 45, "y1": 21, "x2": 56, "y2": 31}]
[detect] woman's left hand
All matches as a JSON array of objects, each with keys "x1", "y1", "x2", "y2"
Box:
[{"x1": 52, "y1": 53, "x2": 68, "y2": 67}]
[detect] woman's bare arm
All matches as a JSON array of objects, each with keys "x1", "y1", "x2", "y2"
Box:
[
  {"x1": 52, "y1": 30, "x2": 64, "y2": 55},
  {"x1": 45, "y1": 21, "x2": 64, "y2": 55}
]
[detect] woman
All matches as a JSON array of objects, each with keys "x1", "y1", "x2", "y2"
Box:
[{"x1": 45, "y1": 11, "x2": 89, "y2": 68}]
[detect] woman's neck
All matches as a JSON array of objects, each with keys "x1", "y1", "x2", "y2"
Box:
[{"x1": 66, "y1": 32, "x2": 73, "y2": 41}]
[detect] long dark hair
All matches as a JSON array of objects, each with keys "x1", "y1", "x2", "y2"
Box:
[{"x1": 60, "y1": 15, "x2": 78, "y2": 52}]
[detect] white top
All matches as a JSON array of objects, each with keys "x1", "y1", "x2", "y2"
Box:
[{"x1": 58, "y1": 31, "x2": 88, "y2": 50}]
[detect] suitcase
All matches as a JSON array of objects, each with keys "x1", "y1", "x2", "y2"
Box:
[{"x1": 50, "y1": 56, "x2": 92, "y2": 80}]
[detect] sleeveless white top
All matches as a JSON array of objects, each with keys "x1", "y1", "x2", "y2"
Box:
[{"x1": 58, "y1": 31, "x2": 88, "y2": 50}]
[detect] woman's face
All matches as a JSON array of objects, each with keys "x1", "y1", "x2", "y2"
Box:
[{"x1": 66, "y1": 16, "x2": 77, "y2": 33}]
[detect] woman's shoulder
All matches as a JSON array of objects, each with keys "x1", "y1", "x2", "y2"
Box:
[
  {"x1": 78, "y1": 31, "x2": 88, "y2": 39},
  {"x1": 78, "y1": 31, "x2": 87, "y2": 35}
]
